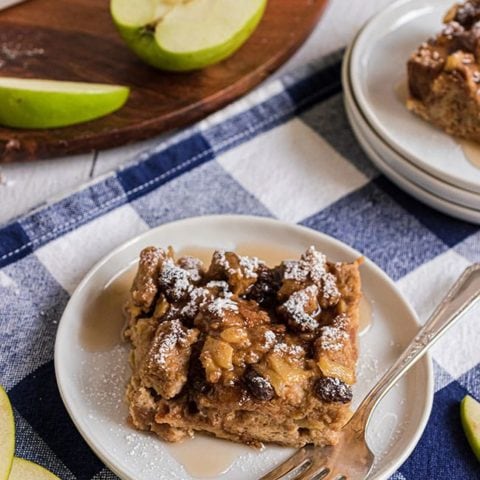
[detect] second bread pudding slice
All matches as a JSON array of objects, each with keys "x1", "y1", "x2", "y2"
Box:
[
  {"x1": 124, "y1": 246, "x2": 362, "y2": 448},
  {"x1": 407, "y1": 0, "x2": 480, "y2": 142}
]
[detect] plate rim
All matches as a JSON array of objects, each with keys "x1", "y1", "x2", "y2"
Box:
[
  {"x1": 349, "y1": 0, "x2": 480, "y2": 194},
  {"x1": 54, "y1": 214, "x2": 435, "y2": 480}
]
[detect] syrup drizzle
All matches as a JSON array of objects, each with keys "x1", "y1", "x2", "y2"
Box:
[
  {"x1": 458, "y1": 138, "x2": 480, "y2": 169},
  {"x1": 394, "y1": 81, "x2": 409, "y2": 104},
  {"x1": 79, "y1": 265, "x2": 136, "y2": 352},
  {"x1": 359, "y1": 296, "x2": 373, "y2": 336},
  {"x1": 166, "y1": 435, "x2": 253, "y2": 478}
]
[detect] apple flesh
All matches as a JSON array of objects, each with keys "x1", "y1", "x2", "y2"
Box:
[
  {"x1": 0, "y1": 386, "x2": 14, "y2": 480},
  {"x1": 0, "y1": 78, "x2": 129, "y2": 129},
  {"x1": 110, "y1": 0, "x2": 267, "y2": 71},
  {"x1": 8, "y1": 458, "x2": 61, "y2": 480},
  {"x1": 461, "y1": 395, "x2": 480, "y2": 461}
]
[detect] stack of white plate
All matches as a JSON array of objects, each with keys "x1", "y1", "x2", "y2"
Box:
[{"x1": 343, "y1": 0, "x2": 480, "y2": 224}]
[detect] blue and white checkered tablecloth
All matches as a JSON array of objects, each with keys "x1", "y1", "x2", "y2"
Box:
[{"x1": 0, "y1": 51, "x2": 479, "y2": 479}]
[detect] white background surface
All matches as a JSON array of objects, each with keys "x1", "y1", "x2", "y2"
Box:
[{"x1": 0, "y1": 0, "x2": 393, "y2": 225}]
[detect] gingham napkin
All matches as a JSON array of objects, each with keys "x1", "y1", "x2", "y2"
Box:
[{"x1": 0, "y1": 51, "x2": 479, "y2": 480}]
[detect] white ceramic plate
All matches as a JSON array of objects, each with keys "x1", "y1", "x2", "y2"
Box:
[
  {"x1": 350, "y1": 0, "x2": 480, "y2": 194},
  {"x1": 345, "y1": 99, "x2": 480, "y2": 224},
  {"x1": 345, "y1": 37, "x2": 480, "y2": 210},
  {"x1": 55, "y1": 215, "x2": 433, "y2": 480},
  {"x1": 343, "y1": 42, "x2": 480, "y2": 224},
  {"x1": 352, "y1": 109, "x2": 480, "y2": 211}
]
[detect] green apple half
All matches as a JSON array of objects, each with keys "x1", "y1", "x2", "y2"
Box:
[
  {"x1": 110, "y1": 0, "x2": 267, "y2": 71},
  {"x1": 9, "y1": 458, "x2": 61, "y2": 480},
  {"x1": 0, "y1": 386, "x2": 14, "y2": 480},
  {"x1": 461, "y1": 395, "x2": 480, "y2": 461},
  {"x1": 0, "y1": 78, "x2": 129, "y2": 129}
]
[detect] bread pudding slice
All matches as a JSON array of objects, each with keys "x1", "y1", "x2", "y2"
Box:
[
  {"x1": 123, "y1": 246, "x2": 362, "y2": 448},
  {"x1": 407, "y1": 0, "x2": 480, "y2": 141}
]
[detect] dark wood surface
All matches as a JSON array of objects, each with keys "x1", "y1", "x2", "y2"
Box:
[{"x1": 0, "y1": 0, "x2": 329, "y2": 162}]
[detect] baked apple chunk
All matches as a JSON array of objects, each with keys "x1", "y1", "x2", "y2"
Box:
[{"x1": 124, "y1": 246, "x2": 362, "y2": 447}]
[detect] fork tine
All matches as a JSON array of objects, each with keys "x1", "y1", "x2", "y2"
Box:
[
  {"x1": 259, "y1": 448, "x2": 310, "y2": 480},
  {"x1": 318, "y1": 470, "x2": 347, "y2": 480},
  {"x1": 292, "y1": 464, "x2": 330, "y2": 480}
]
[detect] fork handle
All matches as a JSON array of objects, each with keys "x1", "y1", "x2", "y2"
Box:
[{"x1": 353, "y1": 263, "x2": 480, "y2": 428}]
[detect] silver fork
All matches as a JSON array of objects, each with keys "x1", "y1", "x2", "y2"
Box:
[{"x1": 260, "y1": 263, "x2": 480, "y2": 480}]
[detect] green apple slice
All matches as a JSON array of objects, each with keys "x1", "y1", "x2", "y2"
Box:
[
  {"x1": 8, "y1": 458, "x2": 61, "y2": 480},
  {"x1": 0, "y1": 385, "x2": 14, "y2": 480},
  {"x1": 111, "y1": 0, "x2": 267, "y2": 71},
  {"x1": 461, "y1": 395, "x2": 480, "y2": 461},
  {"x1": 0, "y1": 78, "x2": 130, "y2": 129}
]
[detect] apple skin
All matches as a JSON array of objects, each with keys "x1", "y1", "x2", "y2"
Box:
[
  {"x1": 111, "y1": 0, "x2": 267, "y2": 71},
  {"x1": 9, "y1": 458, "x2": 61, "y2": 480},
  {"x1": 461, "y1": 395, "x2": 480, "y2": 461},
  {"x1": 0, "y1": 385, "x2": 14, "y2": 480},
  {"x1": 0, "y1": 82, "x2": 130, "y2": 129}
]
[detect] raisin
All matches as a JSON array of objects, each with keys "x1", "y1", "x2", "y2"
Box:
[
  {"x1": 188, "y1": 342, "x2": 212, "y2": 395},
  {"x1": 187, "y1": 400, "x2": 199, "y2": 415},
  {"x1": 313, "y1": 377, "x2": 352, "y2": 404},
  {"x1": 248, "y1": 265, "x2": 283, "y2": 308},
  {"x1": 455, "y1": 2, "x2": 480, "y2": 28},
  {"x1": 244, "y1": 368, "x2": 275, "y2": 401}
]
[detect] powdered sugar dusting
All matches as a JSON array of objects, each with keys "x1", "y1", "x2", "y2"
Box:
[
  {"x1": 302, "y1": 246, "x2": 327, "y2": 282},
  {"x1": 159, "y1": 258, "x2": 193, "y2": 300},
  {"x1": 333, "y1": 313, "x2": 348, "y2": 329},
  {"x1": 212, "y1": 250, "x2": 263, "y2": 280},
  {"x1": 178, "y1": 278, "x2": 240, "y2": 320},
  {"x1": 283, "y1": 246, "x2": 327, "y2": 282},
  {"x1": 206, "y1": 297, "x2": 239, "y2": 316},
  {"x1": 283, "y1": 260, "x2": 309, "y2": 282},
  {"x1": 321, "y1": 272, "x2": 340, "y2": 299},
  {"x1": 283, "y1": 246, "x2": 338, "y2": 288},
  {"x1": 153, "y1": 319, "x2": 189, "y2": 367},
  {"x1": 273, "y1": 342, "x2": 304, "y2": 356},
  {"x1": 282, "y1": 246, "x2": 340, "y2": 310},
  {"x1": 206, "y1": 280, "x2": 231, "y2": 295},
  {"x1": 319, "y1": 315, "x2": 349, "y2": 352},
  {"x1": 213, "y1": 249, "x2": 230, "y2": 271},
  {"x1": 282, "y1": 285, "x2": 319, "y2": 331},
  {"x1": 263, "y1": 330, "x2": 276, "y2": 349},
  {"x1": 177, "y1": 256, "x2": 203, "y2": 282},
  {"x1": 180, "y1": 287, "x2": 209, "y2": 318},
  {"x1": 239, "y1": 255, "x2": 263, "y2": 279},
  {"x1": 318, "y1": 376, "x2": 351, "y2": 398}
]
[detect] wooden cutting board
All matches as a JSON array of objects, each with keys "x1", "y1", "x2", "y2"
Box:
[{"x1": 0, "y1": 0, "x2": 329, "y2": 162}]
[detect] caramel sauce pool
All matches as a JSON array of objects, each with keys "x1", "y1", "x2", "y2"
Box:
[
  {"x1": 79, "y1": 265, "x2": 136, "y2": 352},
  {"x1": 80, "y1": 243, "x2": 373, "y2": 477},
  {"x1": 394, "y1": 81, "x2": 409, "y2": 104},
  {"x1": 459, "y1": 138, "x2": 480, "y2": 169},
  {"x1": 394, "y1": 81, "x2": 480, "y2": 169},
  {"x1": 166, "y1": 435, "x2": 253, "y2": 478},
  {"x1": 358, "y1": 296, "x2": 373, "y2": 336}
]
